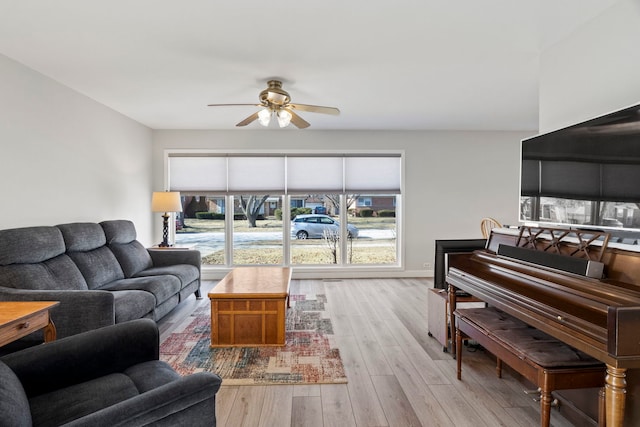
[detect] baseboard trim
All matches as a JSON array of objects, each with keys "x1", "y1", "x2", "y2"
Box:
[{"x1": 201, "y1": 268, "x2": 432, "y2": 281}]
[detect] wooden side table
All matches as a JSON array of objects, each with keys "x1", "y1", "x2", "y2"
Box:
[{"x1": 0, "y1": 301, "x2": 60, "y2": 347}]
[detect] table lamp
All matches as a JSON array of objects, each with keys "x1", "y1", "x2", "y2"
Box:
[{"x1": 151, "y1": 191, "x2": 182, "y2": 247}]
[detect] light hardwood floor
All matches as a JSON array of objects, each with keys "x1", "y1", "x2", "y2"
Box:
[{"x1": 159, "y1": 278, "x2": 577, "y2": 427}]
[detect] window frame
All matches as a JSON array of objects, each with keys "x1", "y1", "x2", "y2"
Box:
[{"x1": 162, "y1": 149, "x2": 404, "y2": 272}]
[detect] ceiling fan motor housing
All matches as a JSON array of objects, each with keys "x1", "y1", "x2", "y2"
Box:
[{"x1": 260, "y1": 80, "x2": 290, "y2": 106}]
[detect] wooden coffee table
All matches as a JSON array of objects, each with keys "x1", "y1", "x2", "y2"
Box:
[
  {"x1": 208, "y1": 267, "x2": 291, "y2": 347},
  {"x1": 0, "y1": 301, "x2": 60, "y2": 347}
]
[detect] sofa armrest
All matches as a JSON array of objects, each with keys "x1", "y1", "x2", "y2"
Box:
[
  {"x1": 1, "y1": 318, "x2": 159, "y2": 398},
  {"x1": 148, "y1": 248, "x2": 201, "y2": 271},
  {"x1": 0, "y1": 287, "x2": 115, "y2": 338},
  {"x1": 62, "y1": 372, "x2": 222, "y2": 427}
]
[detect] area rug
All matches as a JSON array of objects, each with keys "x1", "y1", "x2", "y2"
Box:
[{"x1": 160, "y1": 294, "x2": 347, "y2": 385}]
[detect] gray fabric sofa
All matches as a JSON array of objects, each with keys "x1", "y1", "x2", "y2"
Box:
[
  {"x1": 0, "y1": 220, "x2": 201, "y2": 344},
  {"x1": 0, "y1": 318, "x2": 222, "y2": 427}
]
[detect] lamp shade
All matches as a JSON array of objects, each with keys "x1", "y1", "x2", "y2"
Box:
[
  {"x1": 258, "y1": 108, "x2": 271, "y2": 126},
  {"x1": 151, "y1": 191, "x2": 182, "y2": 213},
  {"x1": 277, "y1": 109, "x2": 292, "y2": 127}
]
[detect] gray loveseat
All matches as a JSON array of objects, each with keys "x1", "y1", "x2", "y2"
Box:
[
  {"x1": 0, "y1": 318, "x2": 222, "y2": 427},
  {"x1": 0, "y1": 220, "x2": 201, "y2": 345}
]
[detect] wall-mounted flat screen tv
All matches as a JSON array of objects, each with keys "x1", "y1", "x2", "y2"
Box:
[{"x1": 520, "y1": 102, "x2": 640, "y2": 235}]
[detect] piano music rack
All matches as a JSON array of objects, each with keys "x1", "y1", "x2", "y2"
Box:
[{"x1": 516, "y1": 225, "x2": 611, "y2": 262}]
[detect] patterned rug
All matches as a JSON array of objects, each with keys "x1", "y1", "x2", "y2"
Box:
[{"x1": 160, "y1": 294, "x2": 347, "y2": 385}]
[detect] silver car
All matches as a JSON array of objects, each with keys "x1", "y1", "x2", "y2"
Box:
[{"x1": 291, "y1": 214, "x2": 359, "y2": 239}]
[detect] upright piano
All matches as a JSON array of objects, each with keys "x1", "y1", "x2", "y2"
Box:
[{"x1": 446, "y1": 226, "x2": 640, "y2": 427}]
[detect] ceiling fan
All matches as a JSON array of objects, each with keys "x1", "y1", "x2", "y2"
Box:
[{"x1": 207, "y1": 80, "x2": 340, "y2": 129}]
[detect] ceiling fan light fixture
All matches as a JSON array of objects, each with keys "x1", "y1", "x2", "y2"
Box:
[
  {"x1": 258, "y1": 108, "x2": 271, "y2": 126},
  {"x1": 208, "y1": 80, "x2": 339, "y2": 129},
  {"x1": 277, "y1": 109, "x2": 292, "y2": 127}
]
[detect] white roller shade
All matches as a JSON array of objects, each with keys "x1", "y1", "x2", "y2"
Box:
[
  {"x1": 167, "y1": 154, "x2": 402, "y2": 194},
  {"x1": 228, "y1": 157, "x2": 285, "y2": 192},
  {"x1": 345, "y1": 156, "x2": 401, "y2": 192},
  {"x1": 169, "y1": 157, "x2": 227, "y2": 192},
  {"x1": 287, "y1": 157, "x2": 344, "y2": 193}
]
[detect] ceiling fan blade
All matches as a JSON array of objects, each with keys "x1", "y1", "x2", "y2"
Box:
[
  {"x1": 289, "y1": 103, "x2": 340, "y2": 115},
  {"x1": 236, "y1": 111, "x2": 260, "y2": 127},
  {"x1": 207, "y1": 103, "x2": 260, "y2": 107},
  {"x1": 287, "y1": 109, "x2": 310, "y2": 129}
]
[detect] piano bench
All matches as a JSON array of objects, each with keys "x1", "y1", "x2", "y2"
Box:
[{"x1": 454, "y1": 307, "x2": 606, "y2": 427}]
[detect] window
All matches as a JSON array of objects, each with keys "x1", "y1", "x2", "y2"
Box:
[
  {"x1": 177, "y1": 195, "x2": 226, "y2": 265},
  {"x1": 290, "y1": 194, "x2": 345, "y2": 265},
  {"x1": 357, "y1": 197, "x2": 372, "y2": 207},
  {"x1": 232, "y1": 195, "x2": 283, "y2": 265},
  {"x1": 170, "y1": 153, "x2": 402, "y2": 268},
  {"x1": 348, "y1": 194, "x2": 398, "y2": 265},
  {"x1": 291, "y1": 199, "x2": 304, "y2": 208}
]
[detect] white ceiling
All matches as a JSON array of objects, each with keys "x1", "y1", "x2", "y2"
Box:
[{"x1": 0, "y1": 0, "x2": 619, "y2": 131}]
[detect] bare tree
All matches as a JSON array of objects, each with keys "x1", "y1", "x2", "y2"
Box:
[
  {"x1": 322, "y1": 229, "x2": 340, "y2": 264},
  {"x1": 324, "y1": 194, "x2": 359, "y2": 215},
  {"x1": 238, "y1": 195, "x2": 269, "y2": 227},
  {"x1": 322, "y1": 229, "x2": 354, "y2": 264}
]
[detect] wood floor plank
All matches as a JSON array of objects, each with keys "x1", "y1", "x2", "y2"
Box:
[
  {"x1": 324, "y1": 281, "x2": 355, "y2": 336},
  {"x1": 292, "y1": 385, "x2": 321, "y2": 397},
  {"x1": 214, "y1": 386, "x2": 239, "y2": 426},
  {"x1": 380, "y1": 344, "x2": 454, "y2": 426},
  {"x1": 292, "y1": 396, "x2": 323, "y2": 427},
  {"x1": 459, "y1": 348, "x2": 537, "y2": 409},
  {"x1": 433, "y1": 358, "x2": 525, "y2": 427},
  {"x1": 225, "y1": 385, "x2": 267, "y2": 426},
  {"x1": 347, "y1": 314, "x2": 394, "y2": 376},
  {"x1": 320, "y1": 384, "x2": 357, "y2": 427},
  {"x1": 509, "y1": 405, "x2": 577, "y2": 427},
  {"x1": 353, "y1": 279, "x2": 452, "y2": 387},
  {"x1": 334, "y1": 334, "x2": 389, "y2": 426},
  {"x1": 371, "y1": 374, "x2": 425, "y2": 427},
  {"x1": 293, "y1": 278, "x2": 322, "y2": 300},
  {"x1": 379, "y1": 311, "x2": 451, "y2": 385},
  {"x1": 258, "y1": 385, "x2": 294, "y2": 427},
  {"x1": 504, "y1": 406, "x2": 543, "y2": 427},
  {"x1": 373, "y1": 278, "x2": 435, "y2": 352},
  {"x1": 429, "y1": 384, "x2": 491, "y2": 427},
  {"x1": 350, "y1": 291, "x2": 400, "y2": 347}
]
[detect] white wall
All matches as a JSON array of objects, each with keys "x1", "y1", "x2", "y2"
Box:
[
  {"x1": 0, "y1": 54, "x2": 155, "y2": 244},
  {"x1": 153, "y1": 129, "x2": 528, "y2": 276},
  {"x1": 539, "y1": 0, "x2": 640, "y2": 131}
]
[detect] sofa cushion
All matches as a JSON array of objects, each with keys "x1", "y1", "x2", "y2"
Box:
[
  {"x1": 458, "y1": 307, "x2": 603, "y2": 368},
  {"x1": 136, "y1": 264, "x2": 200, "y2": 289},
  {"x1": 28, "y1": 373, "x2": 139, "y2": 427},
  {"x1": 100, "y1": 276, "x2": 181, "y2": 306},
  {"x1": 101, "y1": 220, "x2": 153, "y2": 277},
  {"x1": 67, "y1": 247, "x2": 125, "y2": 290},
  {"x1": 0, "y1": 360, "x2": 32, "y2": 427},
  {"x1": 0, "y1": 254, "x2": 88, "y2": 290},
  {"x1": 100, "y1": 220, "x2": 137, "y2": 245},
  {"x1": 0, "y1": 226, "x2": 65, "y2": 265},
  {"x1": 111, "y1": 290, "x2": 156, "y2": 323},
  {"x1": 110, "y1": 241, "x2": 154, "y2": 278},
  {"x1": 57, "y1": 222, "x2": 125, "y2": 289},
  {"x1": 57, "y1": 223, "x2": 107, "y2": 252},
  {"x1": 491, "y1": 327, "x2": 602, "y2": 368},
  {"x1": 124, "y1": 360, "x2": 181, "y2": 393}
]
